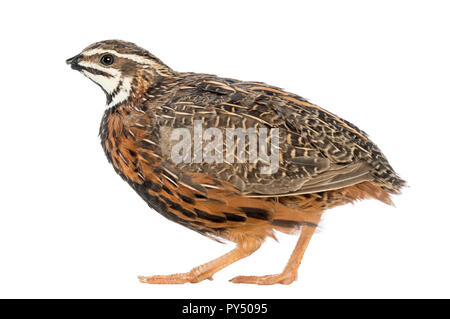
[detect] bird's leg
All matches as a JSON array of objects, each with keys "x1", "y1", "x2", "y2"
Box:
[
  {"x1": 139, "y1": 238, "x2": 262, "y2": 284},
  {"x1": 230, "y1": 213, "x2": 322, "y2": 285}
]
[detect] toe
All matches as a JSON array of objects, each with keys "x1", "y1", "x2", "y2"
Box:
[
  {"x1": 138, "y1": 274, "x2": 191, "y2": 284},
  {"x1": 230, "y1": 272, "x2": 297, "y2": 285}
]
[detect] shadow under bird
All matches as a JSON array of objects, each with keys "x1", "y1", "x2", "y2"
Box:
[{"x1": 66, "y1": 40, "x2": 405, "y2": 285}]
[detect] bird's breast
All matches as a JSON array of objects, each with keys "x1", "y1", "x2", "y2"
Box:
[{"x1": 99, "y1": 106, "x2": 157, "y2": 185}]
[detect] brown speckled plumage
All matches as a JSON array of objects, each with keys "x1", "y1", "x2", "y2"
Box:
[{"x1": 67, "y1": 40, "x2": 405, "y2": 285}]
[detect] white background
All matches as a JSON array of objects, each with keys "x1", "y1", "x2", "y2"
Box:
[{"x1": 1, "y1": 0, "x2": 449, "y2": 298}]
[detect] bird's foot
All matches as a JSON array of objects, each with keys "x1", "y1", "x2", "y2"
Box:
[
  {"x1": 229, "y1": 271, "x2": 297, "y2": 285},
  {"x1": 138, "y1": 271, "x2": 213, "y2": 284}
]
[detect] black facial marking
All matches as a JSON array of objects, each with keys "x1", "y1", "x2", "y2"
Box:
[{"x1": 83, "y1": 66, "x2": 113, "y2": 78}]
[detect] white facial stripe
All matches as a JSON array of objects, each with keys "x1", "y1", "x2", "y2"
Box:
[
  {"x1": 81, "y1": 70, "x2": 120, "y2": 94},
  {"x1": 78, "y1": 60, "x2": 121, "y2": 77},
  {"x1": 80, "y1": 64, "x2": 132, "y2": 108},
  {"x1": 77, "y1": 49, "x2": 151, "y2": 108},
  {"x1": 109, "y1": 77, "x2": 132, "y2": 108},
  {"x1": 82, "y1": 48, "x2": 153, "y2": 65}
]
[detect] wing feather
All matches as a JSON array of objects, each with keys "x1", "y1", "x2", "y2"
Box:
[{"x1": 145, "y1": 74, "x2": 393, "y2": 197}]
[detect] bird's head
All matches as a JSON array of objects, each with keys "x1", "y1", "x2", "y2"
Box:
[{"x1": 66, "y1": 40, "x2": 173, "y2": 108}]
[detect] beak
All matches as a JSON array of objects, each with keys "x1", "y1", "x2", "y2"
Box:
[{"x1": 66, "y1": 54, "x2": 82, "y2": 70}]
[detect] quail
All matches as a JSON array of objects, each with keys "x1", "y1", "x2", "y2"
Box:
[{"x1": 66, "y1": 40, "x2": 405, "y2": 285}]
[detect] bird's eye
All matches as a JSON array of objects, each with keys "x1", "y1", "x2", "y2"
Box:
[{"x1": 100, "y1": 54, "x2": 114, "y2": 66}]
